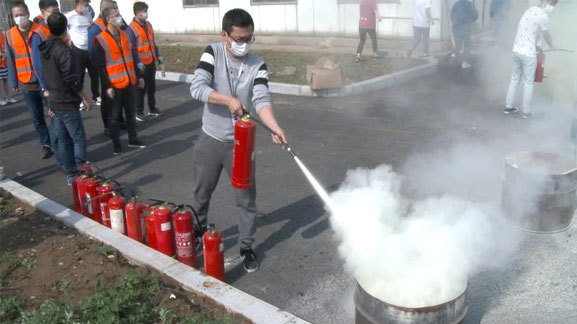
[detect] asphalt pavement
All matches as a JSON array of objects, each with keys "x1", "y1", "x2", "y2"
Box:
[{"x1": 1, "y1": 52, "x2": 576, "y2": 323}]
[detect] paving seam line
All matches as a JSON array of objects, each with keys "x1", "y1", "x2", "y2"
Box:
[
  {"x1": 155, "y1": 57, "x2": 438, "y2": 98},
  {"x1": 0, "y1": 178, "x2": 310, "y2": 324}
]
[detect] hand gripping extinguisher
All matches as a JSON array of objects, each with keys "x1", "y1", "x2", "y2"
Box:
[
  {"x1": 232, "y1": 115, "x2": 256, "y2": 189},
  {"x1": 534, "y1": 52, "x2": 546, "y2": 82},
  {"x1": 203, "y1": 224, "x2": 225, "y2": 281},
  {"x1": 172, "y1": 205, "x2": 201, "y2": 268},
  {"x1": 125, "y1": 193, "x2": 148, "y2": 243},
  {"x1": 108, "y1": 193, "x2": 126, "y2": 234},
  {"x1": 153, "y1": 202, "x2": 175, "y2": 256}
]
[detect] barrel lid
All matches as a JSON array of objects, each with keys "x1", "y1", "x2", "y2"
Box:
[{"x1": 505, "y1": 151, "x2": 577, "y2": 175}]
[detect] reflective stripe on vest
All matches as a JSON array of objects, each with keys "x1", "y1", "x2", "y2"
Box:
[
  {"x1": 96, "y1": 30, "x2": 137, "y2": 89},
  {"x1": 33, "y1": 24, "x2": 51, "y2": 42},
  {"x1": 5, "y1": 24, "x2": 40, "y2": 83},
  {"x1": 128, "y1": 20, "x2": 156, "y2": 65},
  {"x1": 0, "y1": 32, "x2": 6, "y2": 67},
  {"x1": 94, "y1": 17, "x2": 106, "y2": 32}
]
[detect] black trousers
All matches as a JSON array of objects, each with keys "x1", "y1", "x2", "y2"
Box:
[
  {"x1": 71, "y1": 45, "x2": 100, "y2": 100},
  {"x1": 357, "y1": 28, "x2": 378, "y2": 54},
  {"x1": 136, "y1": 63, "x2": 156, "y2": 114},
  {"x1": 100, "y1": 75, "x2": 125, "y2": 130},
  {"x1": 109, "y1": 86, "x2": 137, "y2": 143}
]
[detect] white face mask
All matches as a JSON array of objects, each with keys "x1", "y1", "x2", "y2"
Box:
[
  {"x1": 82, "y1": 6, "x2": 90, "y2": 15},
  {"x1": 140, "y1": 12, "x2": 148, "y2": 20},
  {"x1": 13, "y1": 15, "x2": 28, "y2": 26},
  {"x1": 230, "y1": 41, "x2": 251, "y2": 57},
  {"x1": 544, "y1": 4, "x2": 554, "y2": 13},
  {"x1": 114, "y1": 16, "x2": 123, "y2": 27}
]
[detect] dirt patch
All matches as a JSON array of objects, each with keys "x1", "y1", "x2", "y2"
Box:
[{"x1": 0, "y1": 189, "x2": 244, "y2": 323}]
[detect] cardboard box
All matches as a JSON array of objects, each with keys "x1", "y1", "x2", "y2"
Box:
[{"x1": 306, "y1": 57, "x2": 343, "y2": 90}]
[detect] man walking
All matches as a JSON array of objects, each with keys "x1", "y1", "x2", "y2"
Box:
[
  {"x1": 5, "y1": 1, "x2": 53, "y2": 159},
  {"x1": 39, "y1": 12, "x2": 91, "y2": 185},
  {"x1": 189, "y1": 8, "x2": 287, "y2": 273},
  {"x1": 94, "y1": 6, "x2": 146, "y2": 155},
  {"x1": 355, "y1": 0, "x2": 381, "y2": 62},
  {"x1": 128, "y1": 1, "x2": 163, "y2": 122},
  {"x1": 451, "y1": 0, "x2": 478, "y2": 69},
  {"x1": 408, "y1": 0, "x2": 433, "y2": 58},
  {"x1": 504, "y1": 0, "x2": 557, "y2": 118}
]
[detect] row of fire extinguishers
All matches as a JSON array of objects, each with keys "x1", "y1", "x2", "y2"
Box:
[{"x1": 70, "y1": 162, "x2": 225, "y2": 281}]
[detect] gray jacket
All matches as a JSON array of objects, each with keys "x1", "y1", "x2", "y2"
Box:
[{"x1": 189, "y1": 42, "x2": 271, "y2": 142}]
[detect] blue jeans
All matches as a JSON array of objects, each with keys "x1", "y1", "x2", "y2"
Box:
[
  {"x1": 51, "y1": 110, "x2": 87, "y2": 176},
  {"x1": 411, "y1": 27, "x2": 430, "y2": 55},
  {"x1": 21, "y1": 90, "x2": 51, "y2": 147},
  {"x1": 453, "y1": 27, "x2": 472, "y2": 63}
]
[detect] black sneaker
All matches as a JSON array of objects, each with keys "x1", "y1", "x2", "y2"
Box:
[
  {"x1": 504, "y1": 107, "x2": 519, "y2": 114},
  {"x1": 148, "y1": 109, "x2": 162, "y2": 117},
  {"x1": 135, "y1": 113, "x2": 148, "y2": 122},
  {"x1": 128, "y1": 139, "x2": 147, "y2": 148},
  {"x1": 41, "y1": 146, "x2": 53, "y2": 159},
  {"x1": 240, "y1": 248, "x2": 259, "y2": 273},
  {"x1": 194, "y1": 225, "x2": 207, "y2": 251},
  {"x1": 113, "y1": 142, "x2": 122, "y2": 156}
]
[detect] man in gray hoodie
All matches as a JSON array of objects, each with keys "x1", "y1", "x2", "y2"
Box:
[{"x1": 189, "y1": 8, "x2": 287, "y2": 273}]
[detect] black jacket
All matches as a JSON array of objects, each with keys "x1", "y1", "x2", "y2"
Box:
[{"x1": 39, "y1": 37, "x2": 82, "y2": 111}]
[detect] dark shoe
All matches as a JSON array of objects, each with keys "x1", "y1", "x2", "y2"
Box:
[
  {"x1": 135, "y1": 113, "x2": 148, "y2": 122},
  {"x1": 240, "y1": 248, "x2": 259, "y2": 273},
  {"x1": 520, "y1": 111, "x2": 534, "y2": 119},
  {"x1": 41, "y1": 146, "x2": 53, "y2": 159},
  {"x1": 113, "y1": 142, "x2": 122, "y2": 156},
  {"x1": 504, "y1": 107, "x2": 519, "y2": 114},
  {"x1": 148, "y1": 109, "x2": 162, "y2": 117},
  {"x1": 104, "y1": 128, "x2": 111, "y2": 138},
  {"x1": 194, "y1": 224, "x2": 207, "y2": 251},
  {"x1": 128, "y1": 139, "x2": 147, "y2": 148}
]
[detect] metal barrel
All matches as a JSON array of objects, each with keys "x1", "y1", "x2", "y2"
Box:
[
  {"x1": 501, "y1": 152, "x2": 577, "y2": 233},
  {"x1": 354, "y1": 282, "x2": 468, "y2": 324}
]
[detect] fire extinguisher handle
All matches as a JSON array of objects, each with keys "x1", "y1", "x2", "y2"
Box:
[{"x1": 184, "y1": 204, "x2": 202, "y2": 228}]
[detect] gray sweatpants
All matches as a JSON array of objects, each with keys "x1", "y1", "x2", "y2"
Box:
[{"x1": 190, "y1": 131, "x2": 257, "y2": 250}]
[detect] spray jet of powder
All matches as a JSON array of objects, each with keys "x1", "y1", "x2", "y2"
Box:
[{"x1": 328, "y1": 164, "x2": 521, "y2": 308}]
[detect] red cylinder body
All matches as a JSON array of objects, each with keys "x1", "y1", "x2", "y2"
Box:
[
  {"x1": 154, "y1": 205, "x2": 174, "y2": 256},
  {"x1": 125, "y1": 200, "x2": 148, "y2": 243},
  {"x1": 72, "y1": 175, "x2": 83, "y2": 213},
  {"x1": 95, "y1": 182, "x2": 114, "y2": 225},
  {"x1": 108, "y1": 196, "x2": 126, "y2": 234},
  {"x1": 203, "y1": 226, "x2": 224, "y2": 281},
  {"x1": 78, "y1": 163, "x2": 94, "y2": 174},
  {"x1": 172, "y1": 208, "x2": 196, "y2": 267},
  {"x1": 76, "y1": 175, "x2": 90, "y2": 215},
  {"x1": 535, "y1": 53, "x2": 546, "y2": 82},
  {"x1": 83, "y1": 177, "x2": 101, "y2": 220},
  {"x1": 232, "y1": 116, "x2": 255, "y2": 189},
  {"x1": 145, "y1": 208, "x2": 157, "y2": 250}
]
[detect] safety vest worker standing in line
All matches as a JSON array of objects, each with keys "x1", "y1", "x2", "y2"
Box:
[
  {"x1": 127, "y1": 1, "x2": 163, "y2": 122},
  {"x1": 94, "y1": 6, "x2": 147, "y2": 156}
]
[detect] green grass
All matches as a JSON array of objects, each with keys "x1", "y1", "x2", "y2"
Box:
[
  {"x1": 0, "y1": 195, "x2": 16, "y2": 218},
  {"x1": 91, "y1": 244, "x2": 119, "y2": 258},
  {"x1": 158, "y1": 45, "x2": 424, "y2": 85}
]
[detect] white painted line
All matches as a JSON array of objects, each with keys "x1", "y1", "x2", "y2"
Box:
[{"x1": 0, "y1": 179, "x2": 310, "y2": 324}]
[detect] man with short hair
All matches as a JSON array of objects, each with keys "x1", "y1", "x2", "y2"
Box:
[
  {"x1": 408, "y1": 0, "x2": 433, "y2": 58},
  {"x1": 66, "y1": 0, "x2": 101, "y2": 107},
  {"x1": 39, "y1": 12, "x2": 91, "y2": 185},
  {"x1": 4, "y1": 1, "x2": 53, "y2": 159},
  {"x1": 94, "y1": 6, "x2": 146, "y2": 155},
  {"x1": 504, "y1": 0, "x2": 557, "y2": 118},
  {"x1": 128, "y1": 1, "x2": 163, "y2": 122},
  {"x1": 189, "y1": 8, "x2": 287, "y2": 273}
]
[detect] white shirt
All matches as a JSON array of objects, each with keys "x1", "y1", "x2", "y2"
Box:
[
  {"x1": 413, "y1": 0, "x2": 433, "y2": 28},
  {"x1": 512, "y1": 6, "x2": 549, "y2": 57},
  {"x1": 65, "y1": 10, "x2": 92, "y2": 50}
]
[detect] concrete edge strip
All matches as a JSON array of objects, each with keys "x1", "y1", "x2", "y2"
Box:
[
  {"x1": 155, "y1": 57, "x2": 438, "y2": 98},
  {"x1": 0, "y1": 179, "x2": 310, "y2": 324}
]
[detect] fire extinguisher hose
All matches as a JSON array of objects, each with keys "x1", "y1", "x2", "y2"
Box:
[{"x1": 241, "y1": 109, "x2": 297, "y2": 159}]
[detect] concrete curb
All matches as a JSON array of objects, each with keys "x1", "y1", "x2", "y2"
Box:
[
  {"x1": 0, "y1": 178, "x2": 310, "y2": 324},
  {"x1": 155, "y1": 57, "x2": 438, "y2": 98}
]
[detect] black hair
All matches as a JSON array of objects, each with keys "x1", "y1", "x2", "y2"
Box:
[
  {"x1": 101, "y1": 6, "x2": 118, "y2": 25},
  {"x1": 133, "y1": 1, "x2": 148, "y2": 15},
  {"x1": 11, "y1": 1, "x2": 29, "y2": 13},
  {"x1": 222, "y1": 8, "x2": 254, "y2": 34},
  {"x1": 47, "y1": 11, "x2": 67, "y2": 36},
  {"x1": 39, "y1": 0, "x2": 58, "y2": 10}
]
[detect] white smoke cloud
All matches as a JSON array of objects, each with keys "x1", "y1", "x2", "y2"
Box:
[{"x1": 329, "y1": 164, "x2": 521, "y2": 308}]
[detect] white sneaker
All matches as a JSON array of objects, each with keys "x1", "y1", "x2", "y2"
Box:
[
  {"x1": 0, "y1": 100, "x2": 7, "y2": 106},
  {"x1": 92, "y1": 97, "x2": 101, "y2": 105},
  {"x1": 461, "y1": 62, "x2": 471, "y2": 69},
  {"x1": 6, "y1": 97, "x2": 18, "y2": 103}
]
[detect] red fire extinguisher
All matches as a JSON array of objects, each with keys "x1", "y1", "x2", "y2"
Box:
[
  {"x1": 145, "y1": 207, "x2": 157, "y2": 250},
  {"x1": 172, "y1": 205, "x2": 200, "y2": 268},
  {"x1": 93, "y1": 180, "x2": 116, "y2": 225},
  {"x1": 100, "y1": 189, "x2": 122, "y2": 228},
  {"x1": 535, "y1": 52, "x2": 546, "y2": 82},
  {"x1": 108, "y1": 195, "x2": 126, "y2": 234},
  {"x1": 78, "y1": 175, "x2": 101, "y2": 219},
  {"x1": 232, "y1": 115, "x2": 256, "y2": 189},
  {"x1": 125, "y1": 195, "x2": 148, "y2": 243},
  {"x1": 203, "y1": 224, "x2": 225, "y2": 281},
  {"x1": 154, "y1": 203, "x2": 175, "y2": 256},
  {"x1": 72, "y1": 161, "x2": 95, "y2": 213}
]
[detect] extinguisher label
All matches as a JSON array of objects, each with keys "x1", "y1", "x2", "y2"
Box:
[
  {"x1": 176, "y1": 232, "x2": 193, "y2": 257},
  {"x1": 86, "y1": 193, "x2": 93, "y2": 214},
  {"x1": 110, "y1": 209, "x2": 125, "y2": 233},
  {"x1": 219, "y1": 243, "x2": 224, "y2": 252},
  {"x1": 161, "y1": 222, "x2": 172, "y2": 231}
]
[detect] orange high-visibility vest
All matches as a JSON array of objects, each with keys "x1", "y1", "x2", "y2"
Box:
[
  {"x1": 33, "y1": 14, "x2": 44, "y2": 24},
  {"x1": 128, "y1": 20, "x2": 156, "y2": 65},
  {"x1": 0, "y1": 31, "x2": 6, "y2": 68},
  {"x1": 96, "y1": 29, "x2": 137, "y2": 89},
  {"x1": 32, "y1": 24, "x2": 51, "y2": 42},
  {"x1": 94, "y1": 17, "x2": 106, "y2": 32},
  {"x1": 5, "y1": 23, "x2": 42, "y2": 83}
]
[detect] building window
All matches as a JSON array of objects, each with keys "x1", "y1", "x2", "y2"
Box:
[
  {"x1": 251, "y1": 0, "x2": 297, "y2": 5},
  {"x1": 183, "y1": 0, "x2": 219, "y2": 7}
]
